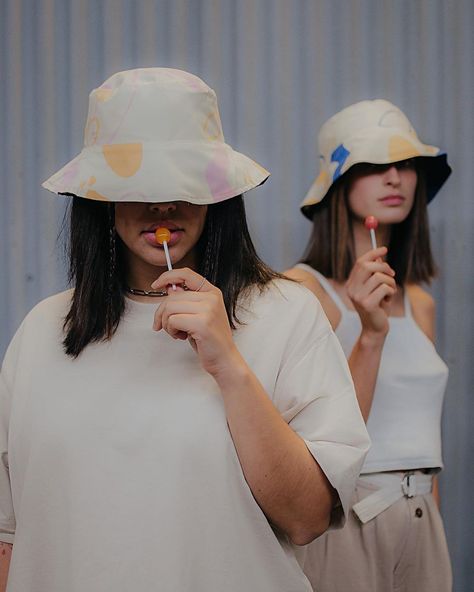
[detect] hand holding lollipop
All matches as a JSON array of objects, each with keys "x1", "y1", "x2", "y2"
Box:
[
  {"x1": 151, "y1": 267, "x2": 240, "y2": 378},
  {"x1": 344, "y1": 214, "x2": 395, "y2": 334}
]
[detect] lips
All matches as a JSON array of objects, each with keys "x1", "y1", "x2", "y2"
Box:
[
  {"x1": 379, "y1": 195, "x2": 405, "y2": 206},
  {"x1": 143, "y1": 221, "x2": 181, "y2": 233},
  {"x1": 141, "y1": 222, "x2": 184, "y2": 247}
]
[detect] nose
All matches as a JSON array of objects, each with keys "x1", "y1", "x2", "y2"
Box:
[
  {"x1": 384, "y1": 165, "x2": 401, "y2": 186},
  {"x1": 149, "y1": 201, "x2": 177, "y2": 215}
]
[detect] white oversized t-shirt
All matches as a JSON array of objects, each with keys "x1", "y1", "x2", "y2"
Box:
[{"x1": 0, "y1": 280, "x2": 369, "y2": 592}]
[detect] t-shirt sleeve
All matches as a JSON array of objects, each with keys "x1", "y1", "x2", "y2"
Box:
[
  {"x1": 272, "y1": 291, "x2": 370, "y2": 528},
  {"x1": 0, "y1": 324, "x2": 24, "y2": 544}
]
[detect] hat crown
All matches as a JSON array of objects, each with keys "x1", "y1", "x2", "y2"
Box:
[
  {"x1": 42, "y1": 67, "x2": 270, "y2": 204},
  {"x1": 318, "y1": 99, "x2": 418, "y2": 155},
  {"x1": 83, "y1": 68, "x2": 225, "y2": 147}
]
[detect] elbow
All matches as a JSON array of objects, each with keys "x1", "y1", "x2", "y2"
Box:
[
  {"x1": 287, "y1": 513, "x2": 332, "y2": 546},
  {"x1": 286, "y1": 482, "x2": 337, "y2": 545}
]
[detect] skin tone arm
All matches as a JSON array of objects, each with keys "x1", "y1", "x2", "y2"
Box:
[
  {"x1": 0, "y1": 542, "x2": 12, "y2": 591},
  {"x1": 432, "y1": 477, "x2": 440, "y2": 507},
  {"x1": 151, "y1": 268, "x2": 337, "y2": 546},
  {"x1": 286, "y1": 245, "x2": 396, "y2": 422},
  {"x1": 344, "y1": 247, "x2": 396, "y2": 421}
]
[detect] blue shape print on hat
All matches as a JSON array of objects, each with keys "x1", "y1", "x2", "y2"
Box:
[{"x1": 331, "y1": 144, "x2": 350, "y2": 180}]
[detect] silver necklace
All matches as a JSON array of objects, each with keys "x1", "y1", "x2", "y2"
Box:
[{"x1": 125, "y1": 286, "x2": 168, "y2": 297}]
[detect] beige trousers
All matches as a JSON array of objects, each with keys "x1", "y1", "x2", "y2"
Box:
[{"x1": 296, "y1": 477, "x2": 452, "y2": 592}]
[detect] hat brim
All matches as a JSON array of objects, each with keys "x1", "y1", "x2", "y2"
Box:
[{"x1": 42, "y1": 141, "x2": 269, "y2": 204}]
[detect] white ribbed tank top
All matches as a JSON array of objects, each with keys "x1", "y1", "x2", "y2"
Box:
[{"x1": 297, "y1": 264, "x2": 448, "y2": 473}]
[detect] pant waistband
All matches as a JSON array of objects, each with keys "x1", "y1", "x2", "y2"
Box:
[{"x1": 352, "y1": 471, "x2": 433, "y2": 524}]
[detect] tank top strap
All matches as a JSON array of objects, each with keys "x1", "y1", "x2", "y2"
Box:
[
  {"x1": 403, "y1": 288, "x2": 413, "y2": 319},
  {"x1": 295, "y1": 264, "x2": 348, "y2": 312}
]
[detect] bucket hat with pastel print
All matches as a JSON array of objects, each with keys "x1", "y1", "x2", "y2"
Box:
[
  {"x1": 301, "y1": 99, "x2": 451, "y2": 219},
  {"x1": 43, "y1": 68, "x2": 269, "y2": 204}
]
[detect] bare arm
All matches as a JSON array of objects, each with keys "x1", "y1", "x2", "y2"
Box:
[
  {"x1": 153, "y1": 268, "x2": 337, "y2": 545},
  {"x1": 0, "y1": 542, "x2": 12, "y2": 591},
  {"x1": 432, "y1": 476, "x2": 440, "y2": 508},
  {"x1": 346, "y1": 333, "x2": 386, "y2": 421},
  {"x1": 215, "y1": 359, "x2": 337, "y2": 545}
]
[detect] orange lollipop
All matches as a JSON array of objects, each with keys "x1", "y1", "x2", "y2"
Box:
[
  {"x1": 155, "y1": 227, "x2": 171, "y2": 245},
  {"x1": 154, "y1": 227, "x2": 176, "y2": 290}
]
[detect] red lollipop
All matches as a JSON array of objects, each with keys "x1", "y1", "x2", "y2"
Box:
[
  {"x1": 364, "y1": 215, "x2": 378, "y2": 231},
  {"x1": 364, "y1": 215, "x2": 378, "y2": 249}
]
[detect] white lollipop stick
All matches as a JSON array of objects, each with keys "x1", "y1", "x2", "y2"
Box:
[
  {"x1": 162, "y1": 241, "x2": 176, "y2": 291},
  {"x1": 155, "y1": 228, "x2": 176, "y2": 292},
  {"x1": 369, "y1": 228, "x2": 377, "y2": 250},
  {"x1": 364, "y1": 216, "x2": 379, "y2": 250}
]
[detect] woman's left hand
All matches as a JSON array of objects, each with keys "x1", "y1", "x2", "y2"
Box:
[{"x1": 151, "y1": 268, "x2": 243, "y2": 378}]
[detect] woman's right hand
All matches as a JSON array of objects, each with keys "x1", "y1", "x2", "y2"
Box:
[{"x1": 345, "y1": 246, "x2": 396, "y2": 337}]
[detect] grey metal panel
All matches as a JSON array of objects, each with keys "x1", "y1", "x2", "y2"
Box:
[{"x1": 0, "y1": 0, "x2": 472, "y2": 589}]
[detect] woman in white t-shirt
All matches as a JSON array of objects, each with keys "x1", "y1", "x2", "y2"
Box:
[
  {"x1": 286, "y1": 100, "x2": 452, "y2": 591},
  {"x1": 0, "y1": 69, "x2": 369, "y2": 592}
]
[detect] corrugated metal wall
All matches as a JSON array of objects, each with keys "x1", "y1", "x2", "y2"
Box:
[{"x1": 1, "y1": 1, "x2": 472, "y2": 589}]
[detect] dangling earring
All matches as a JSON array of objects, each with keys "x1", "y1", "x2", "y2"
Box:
[
  {"x1": 201, "y1": 212, "x2": 217, "y2": 281},
  {"x1": 108, "y1": 203, "x2": 117, "y2": 299}
]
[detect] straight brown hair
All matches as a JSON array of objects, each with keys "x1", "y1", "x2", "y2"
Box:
[
  {"x1": 62, "y1": 196, "x2": 284, "y2": 357},
  {"x1": 301, "y1": 169, "x2": 437, "y2": 284}
]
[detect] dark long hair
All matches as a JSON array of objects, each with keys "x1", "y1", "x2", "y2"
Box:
[
  {"x1": 63, "y1": 196, "x2": 282, "y2": 357},
  {"x1": 301, "y1": 168, "x2": 437, "y2": 284}
]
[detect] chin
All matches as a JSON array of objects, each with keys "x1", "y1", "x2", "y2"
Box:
[
  {"x1": 133, "y1": 247, "x2": 167, "y2": 268},
  {"x1": 152, "y1": 250, "x2": 186, "y2": 269},
  {"x1": 132, "y1": 240, "x2": 191, "y2": 269},
  {"x1": 377, "y1": 210, "x2": 411, "y2": 225}
]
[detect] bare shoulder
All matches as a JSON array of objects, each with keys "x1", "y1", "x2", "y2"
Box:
[
  {"x1": 406, "y1": 284, "x2": 436, "y2": 342},
  {"x1": 284, "y1": 267, "x2": 341, "y2": 329},
  {"x1": 284, "y1": 267, "x2": 327, "y2": 299},
  {"x1": 406, "y1": 284, "x2": 436, "y2": 314}
]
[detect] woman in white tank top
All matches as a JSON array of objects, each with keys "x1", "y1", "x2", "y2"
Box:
[{"x1": 286, "y1": 100, "x2": 453, "y2": 592}]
